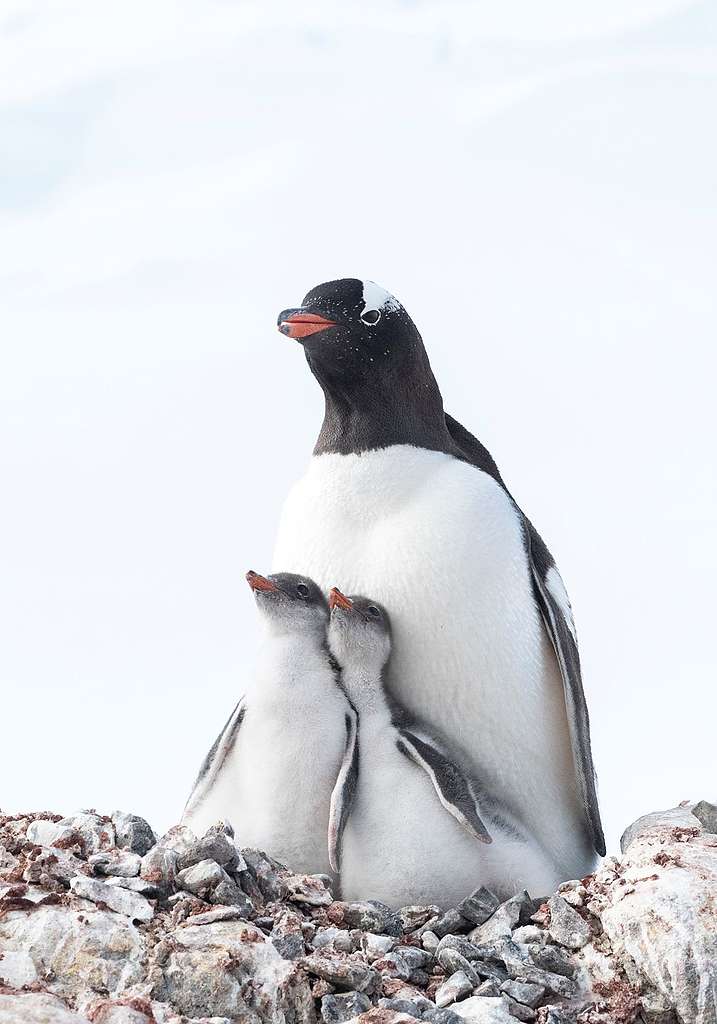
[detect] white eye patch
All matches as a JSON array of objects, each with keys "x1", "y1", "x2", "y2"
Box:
[{"x1": 361, "y1": 280, "x2": 401, "y2": 324}]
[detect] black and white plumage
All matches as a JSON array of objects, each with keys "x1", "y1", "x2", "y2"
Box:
[
  {"x1": 182, "y1": 571, "x2": 351, "y2": 880},
  {"x1": 326, "y1": 589, "x2": 558, "y2": 908},
  {"x1": 274, "y1": 278, "x2": 605, "y2": 883}
]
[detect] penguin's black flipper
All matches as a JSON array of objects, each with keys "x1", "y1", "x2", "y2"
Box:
[
  {"x1": 328, "y1": 706, "x2": 359, "y2": 872},
  {"x1": 524, "y1": 522, "x2": 606, "y2": 856},
  {"x1": 397, "y1": 729, "x2": 492, "y2": 844},
  {"x1": 445, "y1": 413, "x2": 606, "y2": 858},
  {"x1": 182, "y1": 698, "x2": 247, "y2": 820}
]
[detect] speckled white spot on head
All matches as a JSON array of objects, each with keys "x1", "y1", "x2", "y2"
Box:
[
  {"x1": 361, "y1": 280, "x2": 401, "y2": 317},
  {"x1": 545, "y1": 565, "x2": 577, "y2": 642}
]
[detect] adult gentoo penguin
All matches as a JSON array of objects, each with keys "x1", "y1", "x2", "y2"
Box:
[
  {"x1": 182, "y1": 570, "x2": 354, "y2": 880},
  {"x1": 326, "y1": 588, "x2": 557, "y2": 908},
  {"x1": 273, "y1": 278, "x2": 605, "y2": 882}
]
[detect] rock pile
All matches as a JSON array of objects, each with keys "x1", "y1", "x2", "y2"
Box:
[{"x1": 0, "y1": 804, "x2": 715, "y2": 1024}]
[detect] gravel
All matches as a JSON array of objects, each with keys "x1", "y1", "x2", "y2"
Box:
[{"x1": 1, "y1": 803, "x2": 715, "y2": 1023}]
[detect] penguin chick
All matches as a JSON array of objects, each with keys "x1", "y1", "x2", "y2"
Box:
[
  {"x1": 182, "y1": 571, "x2": 353, "y2": 881},
  {"x1": 327, "y1": 588, "x2": 559, "y2": 908}
]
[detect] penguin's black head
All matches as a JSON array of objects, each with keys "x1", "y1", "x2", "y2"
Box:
[
  {"x1": 277, "y1": 278, "x2": 423, "y2": 386},
  {"x1": 246, "y1": 570, "x2": 328, "y2": 636},
  {"x1": 327, "y1": 587, "x2": 392, "y2": 675}
]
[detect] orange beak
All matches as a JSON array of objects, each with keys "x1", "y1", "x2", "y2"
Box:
[
  {"x1": 246, "y1": 570, "x2": 278, "y2": 593},
  {"x1": 329, "y1": 587, "x2": 353, "y2": 611},
  {"x1": 277, "y1": 309, "x2": 337, "y2": 340}
]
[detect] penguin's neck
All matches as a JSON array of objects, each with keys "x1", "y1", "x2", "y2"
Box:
[
  {"x1": 254, "y1": 632, "x2": 331, "y2": 698},
  {"x1": 311, "y1": 356, "x2": 454, "y2": 457},
  {"x1": 340, "y1": 665, "x2": 388, "y2": 716}
]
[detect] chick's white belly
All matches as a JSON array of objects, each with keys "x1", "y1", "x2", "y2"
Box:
[
  {"x1": 273, "y1": 447, "x2": 582, "y2": 866},
  {"x1": 340, "y1": 721, "x2": 486, "y2": 908},
  {"x1": 187, "y1": 698, "x2": 346, "y2": 877}
]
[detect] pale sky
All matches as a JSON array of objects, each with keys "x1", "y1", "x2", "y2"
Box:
[{"x1": 1, "y1": 0, "x2": 715, "y2": 854}]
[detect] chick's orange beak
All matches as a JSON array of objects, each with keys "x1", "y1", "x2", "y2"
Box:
[
  {"x1": 329, "y1": 587, "x2": 353, "y2": 611},
  {"x1": 246, "y1": 570, "x2": 278, "y2": 593}
]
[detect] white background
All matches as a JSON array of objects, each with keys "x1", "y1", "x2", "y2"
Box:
[{"x1": 1, "y1": 0, "x2": 715, "y2": 852}]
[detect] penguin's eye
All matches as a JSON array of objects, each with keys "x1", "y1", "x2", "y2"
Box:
[
  {"x1": 360, "y1": 308, "x2": 381, "y2": 327},
  {"x1": 367, "y1": 605, "x2": 381, "y2": 618},
  {"x1": 296, "y1": 583, "x2": 309, "y2": 598}
]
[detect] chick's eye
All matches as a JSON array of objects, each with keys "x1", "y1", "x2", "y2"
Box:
[
  {"x1": 296, "y1": 583, "x2": 309, "y2": 598},
  {"x1": 360, "y1": 308, "x2": 381, "y2": 326},
  {"x1": 367, "y1": 605, "x2": 381, "y2": 617}
]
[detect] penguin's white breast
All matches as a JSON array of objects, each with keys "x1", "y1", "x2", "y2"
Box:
[{"x1": 272, "y1": 446, "x2": 575, "y2": 833}]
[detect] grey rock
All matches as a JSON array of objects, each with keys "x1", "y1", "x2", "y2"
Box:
[
  {"x1": 693, "y1": 800, "x2": 717, "y2": 834},
  {"x1": 342, "y1": 900, "x2": 403, "y2": 936},
  {"x1": 313, "y1": 872, "x2": 334, "y2": 889},
  {"x1": 181, "y1": 905, "x2": 246, "y2": 926},
  {"x1": 509, "y1": 927, "x2": 543, "y2": 946},
  {"x1": 58, "y1": 812, "x2": 115, "y2": 856},
  {"x1": 471, "y1": 960, "x2": 509, "y2": 984},
  {"x1": 321, "y1": 991, "x2": 372, "y2": 1022},
  {"x1": 500, "y1": 994, "x2": 536, "y2": 1021},
  {"x1": 0, "y1": 901, "x2": 145, "y2": 1001},
  {"x1": 456, "y1": 888, "x2": 500, "y2": 927},
  {"x1": 70, "y1": 874, "x2": 154, "y2": 922},
  {"x1": 157, "y1": 824, "x2": 196, "y2": 856},
  {"x1": 361, "y1": 931, "x2": 397, "y2": 959},
  {"x1": 499, "y1": 980, "x2": 544, "y2": 1008},
  {"x1": 555, "y1": 881, "x2": 585, "y2": 908},
  {"x1": 301, "y1": 951, "x2": 380, "y2": 993},
  {"x1": 619, "y1": 804, "x2": 702, "y2": 853},
  {"x1": 438, "y1": 949, "x2": 480, "y2": 987},
  {"x1": 211, "y1": 877, "x2": 253, "y2": 913},
  {"x1": 600, "y1": 816, "x2": 717, "y2": 1024},
  {"x1": 0, "y1": 991, "x2": 90, "y2": 1023},
  {"x1": 497, "y1": 941, "x2": 575, "y2": 998},
  {"x1": 241, "y1": 848, "x2": 287, "y2": 902},
  {"x1": 468, "y1": 893, "x2": 531, "y2": 946},
  {"x1": 315, "y1": 926, "x2": 355, "y2": 953},
  {"x1": 0, "y1": 948, "x2": 39, "y2": 987},
  {"x1": 22, "y1": 846, "x2": 87, "y2": 888},
  {"x1": 433, "y1": 908, "x2": 469, "y2": 938},
  {"x1": 285, "y1": 872, "x2": 333, "y2": 907},
  {"x1": 400, "y1": 905, "x2": 441, "y2": 933},
  {"x1": 25, "y1": 819, "x2": 74, "y2": 848},
  {"x1": 436, "y1": 935, "x2": 485, "y2": 961},
  {"x1": 395, "y1": 945, "x2": 432, "y2": 970},
  {"x1": 474, "y1": 980, "x2": 500, "y2": 998},
  {"x1": 160, "y1": 919, "x2": 314, "y2": 1021},
  {"x1": 421, "y1": 931, "x2": 440, "y2": 954},
  {"x1": 272, "y1": 933, "x2": 306, "y2": 960},
  {"x1": 546, "y1": 896, "x2": 591, "y2": 950},
  {"x1": 409, "y1": 968, "x2": 431, "y2": 987},
  {"x1": 539, "y1": 1011, "x2": 578, "y2": 1024},
  {"x1": 111, "y1": 812, "x2": 156, "y2": 856},
  {"x1": 449, "y1": 995, "x2": 515, "y2": 1022},
  {"x1": 421, "y1": 1009, "x2": 464, "y2": 1024},
  {"x1": 88, "y1": 1004, "x2": 153, "y2": 1024},
  {"x1": 375, "y1": 950, "x2": 412, "y2": 981},
  {"x1": 176, "y1": 827, "x2": 243, "y2": 873},
  {"x1": 176, "y1": 858, "x2": 225, "y2": 897},
  {"x1": 381, "y1": 998, "x2": 430, "y2": 1016},
  {"x1": 104, "y1": 875, "x2": 161, "y2": 897},
  {"x1": 436, "y1": 970, "x2": 474, "y2": 1007},
  {"x1": 526, "y1": 943, "x2": 575, "y2": 979},
  {"x1": 140, "y1": 845, "x2": 177, "y2": 888},
  {"x1": 89, "y1": 850, "x2": 142, "y2": 878},
  {"x1": 237, "y1": 867, "x2": 265, "y2": 904}
]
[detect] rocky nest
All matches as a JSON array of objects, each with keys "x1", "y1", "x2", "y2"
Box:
[{"x1": 1, "y1": 803, "x2": 716, "y2": 1024}]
